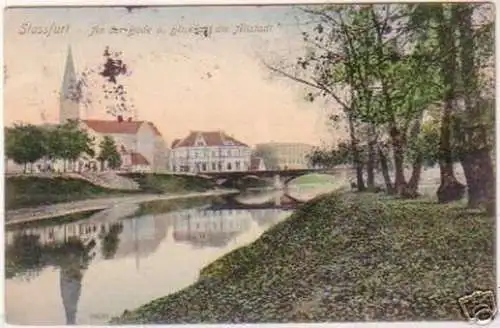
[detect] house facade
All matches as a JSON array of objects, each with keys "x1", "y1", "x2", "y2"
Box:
[{"x1": 170, "y1": 131, "x2": 252, "y2": 173}]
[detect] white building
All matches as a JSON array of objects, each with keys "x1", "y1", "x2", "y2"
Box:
[{"x1": 170, "y1": 131, "x2": 252, "y2": 173}]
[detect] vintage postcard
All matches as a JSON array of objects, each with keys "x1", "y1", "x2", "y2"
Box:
[{"x1": 3, "y1": 3, "x2": 496, "y2": 326}]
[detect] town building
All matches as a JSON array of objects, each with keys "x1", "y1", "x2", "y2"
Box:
[
  {"x1": 254, "y1": 142, "x2": 316, "y2": 170},
  {"x1": 170, "y1": 131, "x2": 252, "y2": 173}
]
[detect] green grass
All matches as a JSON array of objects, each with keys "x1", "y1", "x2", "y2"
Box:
[
  {"x1": 120, "y1": 173, "x2": 217, "y2": 194},
  {"x1": 111, "y1": 192, "x2": 494, "y2": 323},
  {"x1": 5, "y1": 176, "x2": 139, "y2": 210}
]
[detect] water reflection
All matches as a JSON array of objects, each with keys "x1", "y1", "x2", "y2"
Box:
[
  {"x1": 173, "y1": 208, "x2": 253, "y2": 248},
  {"x1": 5, "y1": 186, "x2": 333, "y2": 325},
  {"x1": 6, "y1": 234, "x2": 97, "y2": 325}
]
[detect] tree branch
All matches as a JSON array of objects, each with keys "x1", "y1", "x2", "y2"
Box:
[{"x1": 263, "y1": 60, "x2": 351, "y2": 111}]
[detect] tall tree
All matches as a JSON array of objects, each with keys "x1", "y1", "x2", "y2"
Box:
[
  {"x1": 97, "y1": 136, "x2": 122, "y2": 170},
  {"x1": 5, "y1": 124, "x2": 46, "y2": 173},
  {"x1": 57, "y1": 120, "x2": 95, "y2": 172},
  {"x1": 432, "y1": 4, "x2": 467, "y2": 203},
  {"x1": 454, "y1": 3, "x2": 495, "y2": 212}
]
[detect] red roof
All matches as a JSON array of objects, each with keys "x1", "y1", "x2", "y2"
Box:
[
  {"x1": 173, "y1": 131, "x2": 249, "y2": 148},
  {"x1": 130, "y1": 152, "x2": 150, "y2": 165},
  {"x1": 82, "y1": 119, "x2": 162, "y2": 136}
]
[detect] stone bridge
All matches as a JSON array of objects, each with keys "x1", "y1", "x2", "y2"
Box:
[{"x1": 195, "y1": 167, "x2": 352, "y2": 189}]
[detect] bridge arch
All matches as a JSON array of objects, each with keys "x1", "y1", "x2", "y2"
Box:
[{"x1": 193, "y1": 167, "x2": 352, "y2": 189}]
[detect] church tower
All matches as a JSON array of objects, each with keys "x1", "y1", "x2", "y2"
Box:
[{"x1": 59, "y1": 45, "x2": 80, "y2": 124}]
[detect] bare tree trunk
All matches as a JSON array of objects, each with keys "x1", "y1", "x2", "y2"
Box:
[
  {"x1": 389, "y1": 126, "x2": 407, "y2": 195},
  {"x1": 348, "y1": 112, "x2": 365, "y2": 191},
  {"x1": 403, "y1": 115, "x2": 425, "y2": 198},
  {"x1": 436, "y1": 5, "x2": 465, "y2": 203},
  {"x1": 460, "y1": 149, "x2": 495, "y2": 211},
  {"x1": 378, "y1": 144, "x2": 394, "y2": 194},
  {"x1": 366, "y1": 125, "x2": 376, "y2": 190},
  {"x1": 456, "y1": 4, "x2": 495, "y2": 214}
]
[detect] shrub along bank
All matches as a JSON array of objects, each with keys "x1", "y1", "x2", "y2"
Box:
[{"x1": 112, "y1": 192, "x2": 494, "y2": 323}]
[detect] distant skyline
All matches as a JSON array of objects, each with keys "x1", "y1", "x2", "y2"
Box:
[{"x1": 4, "y1": 6, "x2": 346, "y2": 147}]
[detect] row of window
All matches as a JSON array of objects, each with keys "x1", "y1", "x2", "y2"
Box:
[
  {"x1": 172, "y1": 148, "x2": 250, "y2": 158},
  {"x1": 173, "y1": 160, "x2": 249, "y2": 172}
]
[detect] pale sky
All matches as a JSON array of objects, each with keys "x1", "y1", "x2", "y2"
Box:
[{"x1": 4, "y1": 6, "x2": 345, "y2": 147}]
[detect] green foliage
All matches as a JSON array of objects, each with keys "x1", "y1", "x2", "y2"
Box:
[
  {"x1": 5, "y1": 121, "x2": 95, "y2": 171},
  {"x1": 406, "y1": 119, "x2": 441, "y2": 167},
  {"x1": 306, "y1": 141, "x2": 352, "y2": 167},
  {"x1": 60, "y1": 120, "x2": 96, "y2": 161},
  {"x1": 5, "y1": 124, "x2": 46, "y2": 170},
  {"x1": 98, "y1": 136, "x2": 122, "y2": 169}
]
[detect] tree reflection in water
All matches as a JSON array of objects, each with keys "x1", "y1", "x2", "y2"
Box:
[
  {"x1": 5, "y1": 234, "x2": 44, "y2": 281},
  {"x1": 5, "y1": 233, "x2": 97, "y2": 325},
  {"x1": 99, "y1": 222, "x2": 124, "y2": 259}
]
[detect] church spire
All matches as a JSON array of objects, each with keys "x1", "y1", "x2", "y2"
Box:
[
  {"x1": 59, "y1": 45, "x2": 80, "y2": 124},
  {"x1": 61, "y1": 45, "x2": 76, "y2": 99}
]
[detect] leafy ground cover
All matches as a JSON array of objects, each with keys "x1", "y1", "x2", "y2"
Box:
[{"x1": 111, "y1": 192, "x2": 494, "y2": 323}]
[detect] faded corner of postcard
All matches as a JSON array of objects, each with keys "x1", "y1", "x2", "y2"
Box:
[{"x1": 3, "y1": 3, "x2": 496, "y2": 325}]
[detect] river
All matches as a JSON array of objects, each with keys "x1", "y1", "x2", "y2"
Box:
[{"x1": 5, "y1": 183, "x2": 339, "y2": 325}]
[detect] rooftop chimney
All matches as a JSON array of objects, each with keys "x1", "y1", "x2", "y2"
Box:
[{"x1": 117, "y1": 115, "x2": 123, "y2": 123}]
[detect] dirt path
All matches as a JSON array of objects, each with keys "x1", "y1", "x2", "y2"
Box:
[{"x1": 5, "y1": 189, "x2": 239, "y2": 226}]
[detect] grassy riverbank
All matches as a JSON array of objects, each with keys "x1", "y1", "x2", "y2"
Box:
[
  {"x1": 5, "y1": 176, "x2": 138, "y2": 210},
  {"x1": 119, "y1": 173, "x2": 217, "y2": 193},
  {"x1": 5, "y1": 174, "x2": 217, "y2": 210},
  {"x1": 112, "y1": 192, "x2": 494, "y2": 323}
]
